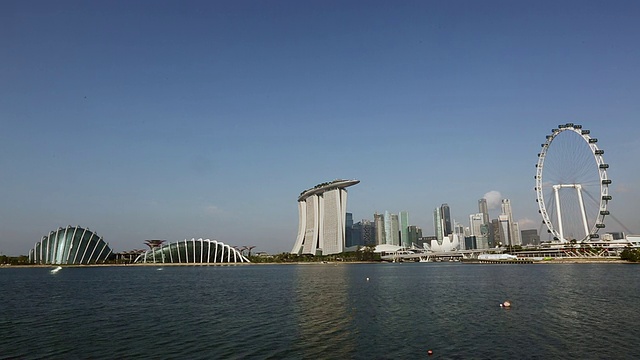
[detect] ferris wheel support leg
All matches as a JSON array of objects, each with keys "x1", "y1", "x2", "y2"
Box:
[
  {"x1": 554, "y1": 185, "x2": 564, "y2": 242},
  {"x1": 576, "y1": 185, "x2": 590, "y2": 239}
]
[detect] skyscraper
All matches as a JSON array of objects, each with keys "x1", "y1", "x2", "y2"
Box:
[
  {"x1": 433, "y1": 207, "x2": 444, "y2": 242},
  {"x1": 374, "y1": 213, "x2": 385, "y2": 245},
  {"x1": 351, "y1": 219, "x2": 375, "y2": 248},
  {"x1": 345, "y1": 212, "x2": 354, "y2": 228},
  {"x1": 469, "y1": 213, "x2": 489, "y2": 249},
  {"x1": 454, "y1": 221, "x2": 465, "y2": 250},
  {"x1": 408, "y1": 225, "x2": 422, "y2": 248},
  {"x1": 290, "y1": 179, "x2": 359, "y2": 255},
  {"x1": 499, "y1": 214, "x2": 510, "y2": 246},
  {"x1": 441, "y1": 203, "x2": 452, "y2": 236},
  {"x1": 469, "y1": 213, "x2": 484, "y2": 238},
  {"x1": 479, "y1": 223, "x2": 490, "y2": 248},
  {"x1": 478, "y1": 198, "x2": 489, "y2": 224},
  {"x1": 491, "y1": 219, "x2": 501, "y2": 246},
  {"x1": 384, "y1": 211, "x2": 400, "y2": 245},
  {"x1": 390, "y1": 213, "x2": 400, "y2": 246},
  {"x1": 512, "y1": 222, "x2": 522, "y2": 246},
  {"x1": 345, "y1": 212, "x2": 354, "y2": 247},
  {"x1": 356, "y1": 219, "x2": 376, "y2": 246},
  {"x1": 501, "y1": 199, "x2": 520, "y2": 246},
  {"x1": 384, "y1": 211, "x2": 392, "y2": 245},
  {"x1": 399, "y1": 211, "x2": 410, "y2": 248},
  {"x1": 478, "y1": 198, "x2": 491, "y2": 244}
]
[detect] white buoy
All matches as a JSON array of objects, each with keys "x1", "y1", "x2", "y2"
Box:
[{"x1": 366, "y1": 277, "x2": 370, "y2": 281}]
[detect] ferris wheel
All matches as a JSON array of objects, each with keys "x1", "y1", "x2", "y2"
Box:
[{"x1": 535, "y1": 123, "x2": 611, "y2": 242}]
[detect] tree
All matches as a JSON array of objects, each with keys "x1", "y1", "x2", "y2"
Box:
[{"x1": 620, "y1": 248, "x2": 640, "y2": 262}]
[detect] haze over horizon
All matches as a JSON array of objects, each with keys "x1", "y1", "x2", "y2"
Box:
[{"x1": 2, "y1": 1, "x2": 639, "y2": 256}]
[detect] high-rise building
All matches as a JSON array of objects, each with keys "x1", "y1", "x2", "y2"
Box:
[
  {"x1": 487, "y1": 224, "x2": 494, "y2": 247},
  {"x1": 345, "y1": 212, "x2": 354, "y2": 228},
  {"x1": 345, "y1": 212, "x2": 354, "y2": 247},
  {"x1": 469, "y1": 213, "x2": 484, "y2": 237},
  {"x1": 441, "y1": 203, "x2": 452, "y2": 236},
  {"x1": 350, "y1": 219, "x2": 375, "y2": 248},
  {"x1": 384, "y1": 212, "x2": 400, "y2": 246},
  {"x1": 408, "y1": 225, "x2": 422, "y2": 248},
  {"x1": 464, "y1": 235, "x2": 477, "y2": 250},
  {"x1": 477, "y1": 198, "x2": 495, "y2": 249},
  {"x1": 399, "y1": 211, "x2": 410, "y2": 248},
  {"x1": 512, "y1": 222, "x2": 522, "y2": 246},
  {"x1": 479, "y1": 223, "x2": 490, "y2": 249},
  {"x1": 520, "y1": 229, "x2": 540, "y2": 246},
  {"x1": 290, "y1": 179, "x2": 359, "y2": 255},
  {"x1": 478, "y1": 198, "x2": 489, "y2": 224},
  {"x1": 384, "y1": 211, "x2": 392, "y2": 245},
  {"x1": 498, "y1": 214, "x2": 511, "y2": 246},
  {"x1": 433, "y1": 208, "x2": 444, "y2": 242},
  {"x1": 453, "y1": 222, "x2": 465, "y2": 250},
  {"x1": 491, "y1": 219, "x2": 501, "y2": 246},
  {"x1": 469, "y1": 213, "x2": 489, "y2": 249},
  {"x1": 349, "y1": 222, "x2": 360, "y2": 248},
  {"x1": 374, "y1": 213, "x2": 385, "y2": 245},
  {"x1": 501, "y1": 199, "x2": 520, "y2": 246},
  {"x1": 360, "y1": 220, "x2": 376, "y2": 246}
]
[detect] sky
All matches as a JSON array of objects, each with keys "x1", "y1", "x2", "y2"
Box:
[{"x1": 1, "y1": 0, "x2": 639, "y2": 256}]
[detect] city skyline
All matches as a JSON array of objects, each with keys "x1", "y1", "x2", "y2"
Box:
[{"x1": 2, "y1": 1, "x2": 639, "y2": 255}]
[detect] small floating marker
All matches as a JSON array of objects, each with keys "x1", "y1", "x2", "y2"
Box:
[
  {"x1": 500, "y1": 300, "x2": 511, "y2": 308},
  {"x1": 366, "y1": 277, "x2": 370, "y2": 281},
  {"x1": 427, "y1": 349, "x2": 434, "y2": 356}
]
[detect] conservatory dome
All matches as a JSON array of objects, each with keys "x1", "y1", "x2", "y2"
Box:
[
  {"x1": 29, "y1": 226, "x2": 112, "y2": 265},
  {"x1": 134, "y1": 238, "x2": 250, "y2": 264}
]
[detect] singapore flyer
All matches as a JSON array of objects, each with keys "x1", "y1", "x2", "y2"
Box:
[{"x1": 535, "y1": 123, "x2": 611, "y2": 242}]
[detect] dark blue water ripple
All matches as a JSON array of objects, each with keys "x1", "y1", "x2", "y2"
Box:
[{"x1": 1, "y1": 263, "x2": 638, "y2": 359}]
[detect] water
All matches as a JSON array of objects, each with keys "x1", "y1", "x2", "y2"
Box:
[{"x1": 1, "y1": 263, "x2": 638, "y2": 359}]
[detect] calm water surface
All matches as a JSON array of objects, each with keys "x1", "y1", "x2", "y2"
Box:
[{"x1": 1, "y1": 263, "x2": 638, "y2": 359}]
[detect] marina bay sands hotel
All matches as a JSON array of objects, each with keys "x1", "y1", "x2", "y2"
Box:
[{"x1": 290, "y1": 179, "x2": 359, "y2": 255}]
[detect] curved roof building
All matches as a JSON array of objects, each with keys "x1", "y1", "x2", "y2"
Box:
[
  {"x1": 292, "y1": 179, "x2": 359, "y2": 255},
  {"x1": 29, "y1": 226, "x2": 112, "y2": 265},
  {"x1": 134, "y1": 238, "x2": 250, "y2": 264}
]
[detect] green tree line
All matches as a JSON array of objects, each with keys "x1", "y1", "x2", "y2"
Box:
[{"x1": 620, "y1": 248, "x2": 640, "y2": 262}]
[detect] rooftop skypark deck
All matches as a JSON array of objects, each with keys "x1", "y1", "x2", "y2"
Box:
[{"x1": 298, "y1": 179, "x2": 360, "y2": 202}]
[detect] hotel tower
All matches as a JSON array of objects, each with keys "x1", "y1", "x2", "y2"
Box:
[{"x1": 290, "y1": 179, "x2": 359, "y2": 255}]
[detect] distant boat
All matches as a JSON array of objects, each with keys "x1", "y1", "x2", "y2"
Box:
[{"x1": 50, "y1": 266, "x2": 62, "y2": 274}]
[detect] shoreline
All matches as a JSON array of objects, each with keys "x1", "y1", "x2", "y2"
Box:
[{"x1": 0, "y1": 258, "x2": 633, "y2": 268}]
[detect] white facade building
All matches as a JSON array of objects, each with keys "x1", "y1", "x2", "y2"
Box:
[
  {"x1": 428, "y1": 233, "x2": 462, "y2": 252},
  {"x1": 291, "y1": 179, "x2": 359, "y2": 255},
  {"x1": 469, "y1": 213, "x2": 489, "y2": 249},
  {"x1": 499, "y1": 214, "x2": 511, "y2": 246}
]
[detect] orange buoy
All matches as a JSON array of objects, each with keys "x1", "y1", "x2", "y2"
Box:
[{"x1": 427, "y1": 350, "x2": 434, "y2": 356}]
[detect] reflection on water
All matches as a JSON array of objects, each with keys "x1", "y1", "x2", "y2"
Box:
[
  {"x1": 292, "y1": 264, "x2": 355, "y2": 358},
  {"x1": 0, "y1": 263, "x2": 638, "y2": 359}
]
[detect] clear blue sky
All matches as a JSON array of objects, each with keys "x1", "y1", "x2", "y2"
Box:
[{"x1": 1, "y1": 0, "x2": 639, "y2": 256}]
